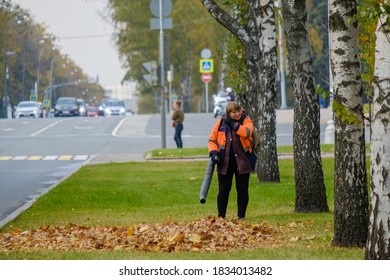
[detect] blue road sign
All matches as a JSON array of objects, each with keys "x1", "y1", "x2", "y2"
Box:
[{"x1": 199, "y1": 59, "x2": 214, "y2": 73}]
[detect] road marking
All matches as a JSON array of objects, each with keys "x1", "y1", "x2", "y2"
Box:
[
  {"x1": 28, "y1": 156, "x2": 44, "y2": 160},
  {"x1": 58, "y1": 155, "x2": 73, "y2": 160},
  {"x1": 0, "y1": 156, "x2": 13, "y2": 160},
  {"x1": 12, "y1": 156, "x2": 28, "y2": 160},
  {"x1": 73, "y1": 155, "x2": 89, "y2": 160},
  {"x1": 0, "y1": 155, "x2": 90, "y2": 161},
  {"x1": 30, "y1": 120, "x2": 63, "y2": 137},
  {"x1": 75, "y1": 126, "x2": 94, "y2": 130},
  {"x1": 112, "y1": 117, "x2": 128, "y2": 136},
  {"x1": 42, "y1": 156, "x2": 58, "y2": 160}
]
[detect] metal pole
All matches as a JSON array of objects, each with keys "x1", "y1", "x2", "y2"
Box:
[
  {"x1": 159, "y1": 0, "x2": 166, "y2": 148},
  {"x1": 22, "y1": 45, "x2": 26, "y2": 100},
  {"x1": 3, "y1": 26, "x2": 9, "y2": 118},
  {"x1": 49, "y1": 58, "x2": 55, "y2": 109},
  {"x1": 36, "y1": 49, "x2": 42, "y2": 98},
  {"x1": 324, "y1": 0, "x2": 334, "y2": 144},
  {"x1": 276, "y1": 0, "x2": 287, "y2": 109},
  {"x1": 205, "y1": 82, "x2": 209, "y2": 113}
]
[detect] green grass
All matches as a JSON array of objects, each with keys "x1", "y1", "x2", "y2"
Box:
[{"x1": 0, "y1": 148, "x2": 366, "y2": 260}]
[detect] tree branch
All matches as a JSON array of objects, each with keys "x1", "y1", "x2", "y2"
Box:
[{"x1": 199, "y1": 0, "x2": 249, "y2": 44}]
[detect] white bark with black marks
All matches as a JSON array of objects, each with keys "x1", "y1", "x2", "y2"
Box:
[
  {"x1": 329, "y1": 0, "x2": 368, "y2": 247},
  {"x1": 365, "y1": 10, "x2": 390, "y2": 260},
  {"x1": 283, "y1": 0, "x2": 329, "y2": 212}
]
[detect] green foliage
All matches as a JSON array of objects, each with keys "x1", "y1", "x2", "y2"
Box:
[
  {"x1": 0, "y1": 2, "x2": 105, "y2": 112},
  {"x1": 315, "y1": 84, "x2": 331, "y2": 101},
  {"x1": 307, "y1": 0, "x2": 330, "y2": 92},
  {"x1": 332, "y1": 100, "x2": 363, "y2": 126},
  {"x1": 356, "y1": 0, "x2": 380, "y2": 98}
]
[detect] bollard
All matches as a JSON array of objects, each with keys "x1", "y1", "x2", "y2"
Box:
[{"x1": 324, "y1": 119, "x2": 335, "y2": 144}]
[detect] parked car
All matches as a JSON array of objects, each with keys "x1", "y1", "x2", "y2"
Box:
[
  {"x1": 104, "y1": 100, "x2": 126, "y2": 116},
  {"x1": 54, "y1": 97, "x2": 79, "y2": 117},
  {"x1": 14, "y1": 101, "x2": 42, "y2": 118},
  {"x1": 77, "y1": 99, "x2": 87, "y2": 116},
  {"x1": 86, "y1": 106, "x2": 98, "y2": 117}
]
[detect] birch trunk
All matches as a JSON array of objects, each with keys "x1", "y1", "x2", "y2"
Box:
[
  {"x1": 329, "y1": 0, "x2": 368, "y2": 247},
  {"x1": 283, "y1": 0, "x2": 329, "y2": 212},
  {"x1": 365, "y1": 10, "x2": 390, "y2": 259},
  {"x1": 199, "y1": 0, "x2": 280, "y2": 182},
  {"x1": 254, "y1": 0, "x2": 279, "y2": 182}
]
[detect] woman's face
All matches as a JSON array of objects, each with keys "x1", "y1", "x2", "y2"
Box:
[{"x1": 229, "y1": 109, "x2": 242, "y2": 121}]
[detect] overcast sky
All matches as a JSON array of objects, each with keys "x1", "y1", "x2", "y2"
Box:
[{"x1": 13, "y1": 0, "x2": 126, "y2": 86}]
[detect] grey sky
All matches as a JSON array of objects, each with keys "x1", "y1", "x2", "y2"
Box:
[{"x1": 13, "y1": 0, "x2": 126, "y2": 86}]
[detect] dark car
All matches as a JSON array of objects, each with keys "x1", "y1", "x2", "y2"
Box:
[{"x1": 54, "y1": 97, "x2": 80, "y2": 117}]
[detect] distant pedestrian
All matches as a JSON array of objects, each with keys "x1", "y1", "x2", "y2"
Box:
[
  {"x1": 171, "y1": 101, "x2": 184, "y2": 148},
  {"x1": 226, "y1": 87, "x2": 235, "y2": 101}
]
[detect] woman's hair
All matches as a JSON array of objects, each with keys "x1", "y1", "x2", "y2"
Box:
[
  {"x1": 176, "y1": 101, "x2": 182, "y2": 107},
  {"x1": 226, "y1": 101, "x2": 242, "y2": 114}
]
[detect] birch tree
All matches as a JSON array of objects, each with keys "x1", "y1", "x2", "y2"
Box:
[
  {"x1": 199, "y1": 0, "x2": 280, "y2": 182},
  {"x1": 282, "y1": 0, "x2": 329, "y2": 212},
  {"x1": 329, "y1": 0, "x2": 368, "y2": 246},
  {"x1": 365, "y1": 3, "x2": 390, "y2": 259}
]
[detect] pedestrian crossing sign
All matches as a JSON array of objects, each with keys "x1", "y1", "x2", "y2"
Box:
[
  {"x1": 43, "y1": 99, "x2": 50, "y2": 108},
  {"x1": 199, "y1": 59, "x2": 214, "y2": 73}
]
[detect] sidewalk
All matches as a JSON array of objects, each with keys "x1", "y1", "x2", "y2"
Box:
[{"x1": 276, "y1": 108, "x2": 332, "y2": 124}]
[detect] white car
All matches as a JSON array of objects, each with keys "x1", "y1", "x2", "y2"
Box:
[
  {"x1": 104, "y1": 100, "x2": 126, "y2": 116},
  {"x1": 14, "y1": 101, "x2": 42, "y2": 118}
]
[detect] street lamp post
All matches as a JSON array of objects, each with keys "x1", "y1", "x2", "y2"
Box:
[
  {"x1": 159, "y1": 0, "x2": 166, "y2": 148},
  {"x1": 275, "y1": 0, "x2": 287, "y2": 109}
]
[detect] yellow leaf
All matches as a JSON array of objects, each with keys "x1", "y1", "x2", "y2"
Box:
[
  {"x1": 188, "y1": 233, "x2": 201, "y2": 243},
  {"x1": 127, "y1": 227, "x2": 135, "y2": 236}
]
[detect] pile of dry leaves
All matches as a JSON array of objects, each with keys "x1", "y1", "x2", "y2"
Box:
[{"x1": 0, "y1": 216, "x2": 279, "y2": 252}]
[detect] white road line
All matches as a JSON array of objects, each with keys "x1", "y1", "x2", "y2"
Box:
[
  {"x1": 112, "y1": 117, "x2": 128, "y2": 137},
  {"x1": 42, "y1": 156, "x2": 58, "y2": 160},
  {"x1": 30, "y1": 120, "x2": 63, "y2": 137},
  {"x1": 73, "y1": 155, "x2": 89, "y2": 160},
  {"x1": 12, "y1": 156, "x2": 28, "y2": 160}
]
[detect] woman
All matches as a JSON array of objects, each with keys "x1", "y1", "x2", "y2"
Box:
[
  {"x1": 171, "y1": 101, "x2": 184, "y2": 148},
  {"x1": 208, "y1": 102, "x2": 254, "y2": 219}
]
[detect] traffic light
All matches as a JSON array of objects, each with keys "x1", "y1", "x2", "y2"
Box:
[{"x1": 143, "y1": 61, "x2": 158, "y2": 86}]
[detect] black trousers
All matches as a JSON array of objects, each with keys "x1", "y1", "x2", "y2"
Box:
[{"x1": 217, "y1": 163, "x2": 250, "y2": 218}]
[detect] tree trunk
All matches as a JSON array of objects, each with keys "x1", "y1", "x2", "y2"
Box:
[
  {"x1": 329, "y1": 0, "x2": 368, "y2": 247},
  {"x1": 256, "y1": 0, "x2": 279, "y2": 182},
  {"x1": 365, "y1": 11, "x2": 390, "y2": 259},
  {"x1": 199, "y1": 0, "x2": 280, "y2": 182},
  {"x1": 283, "y1": 0, "x2": 329, "y2": 212}
]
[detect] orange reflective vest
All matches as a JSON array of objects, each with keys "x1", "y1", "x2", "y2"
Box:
[{"x1": 208, "y1": 116, "x2": 253, "y2": 154}]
